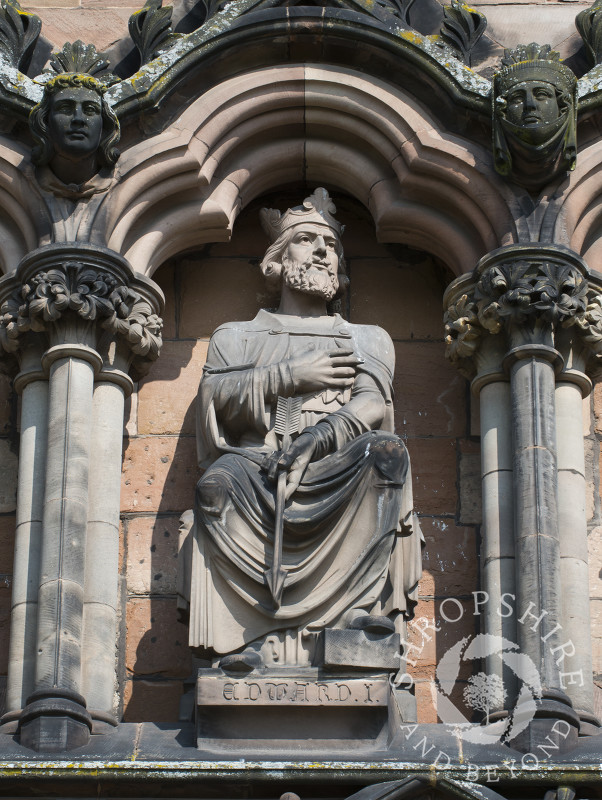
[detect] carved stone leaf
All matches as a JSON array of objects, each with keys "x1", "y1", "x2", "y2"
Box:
[
  {"x1": 48, "y1": 39, "x2": 109, "y2": 75},
  {"x1": 437, "y1": 0, "x2": 487, "y2": 66},
  {"x1": 372, "y1": 0, "x2": 415, "y2": 25},
  {"x1": 199, "y1": 0, "x2": 228, "y2": 25},
  {"x1": 129, "y1": 0, "x2": 180, "y2": 66},
  {"x1": 444, "y1": 293, "x2": 482, "y2": 362},
  {"x1": 0, "y1": 0, "x2": 41, "y2": 72},
  {"x1": 576, "y1": 0, "x2": 602, "y2": 68}
]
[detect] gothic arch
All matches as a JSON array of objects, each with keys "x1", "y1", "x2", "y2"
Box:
[{"x1": 101, "y1": 66, "x2": 521, "y2": 277}]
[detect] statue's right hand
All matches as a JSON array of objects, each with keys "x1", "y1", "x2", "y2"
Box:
[{"x1": 287, "y1": 349, "x2": 362, "y2": 393}]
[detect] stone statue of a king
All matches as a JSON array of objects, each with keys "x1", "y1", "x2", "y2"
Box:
[{"x1": 178, "y1": 189, "x2": 422, "y2": 672}]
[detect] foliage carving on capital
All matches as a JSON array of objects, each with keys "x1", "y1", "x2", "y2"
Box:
[
  {"x1": 565, "y1": 294, "x2": 602, "y2": 361},
  {"x1": 0, "y1": 261, "x2": 163, "y2": 361},
  {"x1": 444, "y1": 293, "x2": 481, "y2": 359},
  {"x1": 474, "y1": 260, "x2": 588, "y2": 331}
]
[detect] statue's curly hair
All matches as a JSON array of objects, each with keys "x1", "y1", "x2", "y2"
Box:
[{"x1": 29, "y1": 74, "x2": 120, "y2": 169}]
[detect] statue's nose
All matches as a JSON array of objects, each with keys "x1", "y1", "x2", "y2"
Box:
[{"x1": 313, "y1": 235, "x2": 327, "y2": 256}]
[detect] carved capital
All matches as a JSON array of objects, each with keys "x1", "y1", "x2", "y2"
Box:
[
  {"x1": 444, "y1": 245, "x2": 602, "y2": 385},
  {"x1": 0, "y1": 244, "x2": 163, "y2": 378}
]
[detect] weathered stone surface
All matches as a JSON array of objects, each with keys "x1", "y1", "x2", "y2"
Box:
[
  {"x1": 407, "y1": 438, "x2": 457, "y2": 515},
  {"x1": 125, "y1": 597, "x2": 191, "y2": 678},
  {"x1": 153, "y1": 262, "x2": 176, "y2": 340},
  {"x1": 458, "y1": 439, "x2": 481, "y2": 525},
  {"x1": 322, "y1": 629, "x2": 401, "y2": 670},
  {"x1": 198, "y1": 672, "x2": 389, "y2": 707},
  {"x1": 24, "y1": 8, "x2": 135, "y2": 49},
  {"x1": 393, "y1": 342, "x2": 466, "y2": 439},
  {"x1": 588, "y1": 526, "x2": 602, "y2": 600},
  {"x1": 0, "y1": 439, "x2": 17, "y2": 513},
  {"x1": 126, "y1": 514, "x2": 181, "y2": 595},
  {"x1": 138, "y1": 340, "x2": 208, "y2": 436},
  {"x1": 405, "y1": 598, "x2": 475, "y2": 677},
  {"x1": 123, "y1": 678, "x2": 183, "y2": 722},
  {"x1": 0, "y1": 515, "x2": 15, "y2": 579},
  {"x1": 350, "y1": 258, "x2": 445, "y2": 340},
  {"x1": 0, "y1": 583, "x2": 11, "y2": 674},
  {"x1": 121, "y1": 436, "x2": 197, "y2": 513},
  {"x1": 419, "y1": 518, "x2": 477, "y2": 597},
  {"x1": 179, "y1": 258, "x2": 266, "y2": 339},
  {"x1": 0, "y1": 374, "x2": 13, "y2": 436}
]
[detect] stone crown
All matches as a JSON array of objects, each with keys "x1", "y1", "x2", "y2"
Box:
[{"x1": 260, "y1": 188, "x2": 343, "y2": 242}]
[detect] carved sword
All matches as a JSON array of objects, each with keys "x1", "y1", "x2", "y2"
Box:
[{"x1": 265, "y1": 395, "x2": 303, "y2": 608}]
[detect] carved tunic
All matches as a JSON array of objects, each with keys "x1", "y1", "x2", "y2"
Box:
[{"x1": 180, "y1": 309, "x2": 422, "y2": 653}]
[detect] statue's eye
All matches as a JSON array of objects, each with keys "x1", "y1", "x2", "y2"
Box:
[
  {"x1": 534, "y1": 90, "x2": 553, "y2": 100},
  {"x1": 507, "y1": 94, "x2": 523, "y2": 105},
  {"x1": 53, "y1": 102, "x2": 73, "y2": 113},
  {"x1": 83, "y1": 103, "x2": 101, "y2": 115}
]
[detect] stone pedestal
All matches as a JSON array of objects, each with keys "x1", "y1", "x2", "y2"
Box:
[{"x1": 196, "y1": 667, "x2": 405, "y2": 756}]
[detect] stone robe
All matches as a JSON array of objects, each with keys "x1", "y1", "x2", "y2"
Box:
[{"x1": 180, "y1": 309, "x2": 422, "y2": 654}]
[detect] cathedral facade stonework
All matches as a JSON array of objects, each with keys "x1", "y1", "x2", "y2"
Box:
[{"x1": 0, "y1": 0, "x2": 600, "y2": 796}]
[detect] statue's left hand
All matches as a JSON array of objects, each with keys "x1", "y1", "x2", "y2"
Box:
[{"x1": 263, "y1": 432, "x2": 317, "y2": 501}]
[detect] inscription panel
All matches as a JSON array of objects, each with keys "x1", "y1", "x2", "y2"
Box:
[{"x1": 197, "y1": 676, "x2": 389, "y2": 706}]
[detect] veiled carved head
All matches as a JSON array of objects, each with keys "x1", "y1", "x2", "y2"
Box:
[
  {"x1": 29, "y1": 73, "x2": 120, "y2": 185},
  {"x1": 259, "y1": 189, "x2": 349, "y2": 304},
  {"x1": 492, "y1": 44, "x2": 577, "y2": 191}
]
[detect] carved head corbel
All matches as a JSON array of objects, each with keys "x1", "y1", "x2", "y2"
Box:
[
  {"x1": 492, "y1": 43, "x2": 577, "y2": 192},
  {"x1": 29, "y1": 41, "x2": 120, "y2": 193}
]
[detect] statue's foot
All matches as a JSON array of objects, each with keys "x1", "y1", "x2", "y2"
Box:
[
  {"x1": 219, "y1": 648, "x2": 263, "y2": 673},
  {"x1": 347, "y1": 613, "x2": 395, "y2": 635}
]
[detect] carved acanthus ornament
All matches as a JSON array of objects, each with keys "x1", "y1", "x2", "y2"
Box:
[
  {"x1": 443, "y1": 247, "x2": 602, "y2": 381},
  {"x1": 0, "y1": 261, "x2": 162, "y2": 361}
]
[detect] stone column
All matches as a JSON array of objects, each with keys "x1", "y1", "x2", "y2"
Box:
[
  {"x1": 444, "y1": 280, "x2": 517, "y2": 720},
  {"x1": 2, "y1": 336, "x2": 48, "y2": 729},
  {"x1": 0, "y1": 244, "x2": 163, "y2": 751},
  {"x1": 445, "y1": 243, "x2": 600, "y2": 750}
]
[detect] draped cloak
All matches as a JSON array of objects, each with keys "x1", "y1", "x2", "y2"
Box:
[{"x1": 179, "y1": 309, "x2": 423, "y2": 653}]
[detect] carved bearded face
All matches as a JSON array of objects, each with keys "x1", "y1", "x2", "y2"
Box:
[
  {"x1": 47, "y1": 86, "x2": 104, "y2": 162},
  {"x1": 504, "y1": 80, "x2": 560, "y2": 127},
  {"x1": 281, "y1": 224, "x2": 340, "y2": 302}
]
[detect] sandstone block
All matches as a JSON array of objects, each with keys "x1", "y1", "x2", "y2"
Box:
[
  {"x1": 0, "y1": 515, "x2": 15, "y2": 577},
  {"x1": 179, "y1": 258, "x2": 266, "y2": 339},
  {"x1": 349, "y1": 257, "x2": 446, "y2": 339},
  {"x1": 414, "y1": 680, "x2": 437, "y2": 724},
  {"x1": 0, "y1": 440, "x2": 17, "y2": 513},
  {"x1": 125, "y1": 597, "x2": 191, "y2": 678},
  {"x1": 393, "y1": 342, "x2": 466, "y2": 438},
  {"x1": 589, "y1": 526, "x2": 602, "y2": 601},
  {"x1": 153, "y1": 262, "x2": 176, "y2": 340},
  {"x1": 419, "y1": 518, "x2": 477, "y2": 597},
  {"x1": 406, "y1": 438, "x2": 457, "y2": 516},
  {"x1": 123, "y1": 678, "x2": 183, "y2": 722},
  {"x1": 0, "y1": 584, "x2": 10, "y2": 674},
  {"x1": 458, "y1": 439, "x2": 482, "y2": 525},
  {"x1": 138, "y1": 340, "x2": 209, "y2": 436},
  {"x1": 126, "y1": 514, "x2": 181, "y2": 595},
  {"x1": 28, "y1": 9, "x2": 135, "y2": 49},
  {"x1": 0, "y1": 374, "x2": 13, "y2": 436},
  {"x1": 121, "y1": 435, "x2": 197, "y2": 513},
  {"x1": 405, "y1": 598, "x2": 475, "y2": 680}
]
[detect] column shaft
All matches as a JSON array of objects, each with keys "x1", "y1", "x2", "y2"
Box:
[
  {"x1": 81, "y1": 378, "x2": 127, "y2": 722},
  {"x1": 35, "y1": 351, "x2": 96, "y2": 692},
  {"x1": 556, "y1": 380, "x2": 595, "y2": 723},
  {"x1": 479, "y1": 379, "x2": 517, "y2": 709},
  {"x1": 6, "y1": 376, "x2": 47, "y2": 715},
  {"x1": 511, "y1": 353, "x2": 564, "y2": 691}
]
